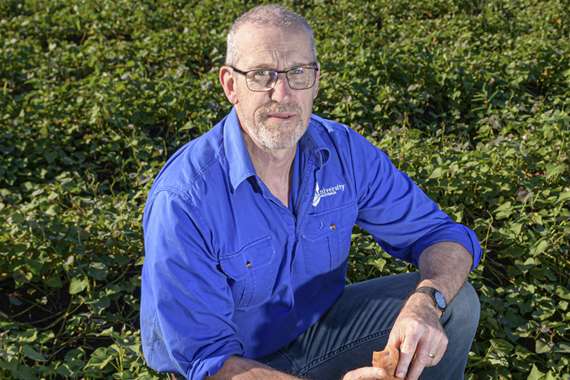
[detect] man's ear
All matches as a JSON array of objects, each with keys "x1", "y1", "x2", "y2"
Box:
[{"x1": 219, "y1": 66, "x2": 238, "y2": 104}]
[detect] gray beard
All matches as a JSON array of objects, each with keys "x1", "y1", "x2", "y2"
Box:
[{"x1": 251, "y1": 116, "x2": 306, "y2": 150}]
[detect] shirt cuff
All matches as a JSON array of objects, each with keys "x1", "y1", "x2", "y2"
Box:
[
  {"x1": 186, "y1": 343, "x2": 243, "y2": 380},
  {"x1": 411, "y1": 224, "x2": 482, "y2": 271}
]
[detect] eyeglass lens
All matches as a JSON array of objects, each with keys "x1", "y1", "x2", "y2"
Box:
[{"x1": 246, "y1": 67, "x2": 316, "y2": 90}]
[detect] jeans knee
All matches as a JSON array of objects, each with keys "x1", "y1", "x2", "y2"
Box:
[{"x1": 446, "y1": 281, "x2": 480, "y2": 336}]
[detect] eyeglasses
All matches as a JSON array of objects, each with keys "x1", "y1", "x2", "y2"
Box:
[{"x1": 229, "y1": 63, "x2": 319, "y2": 92}]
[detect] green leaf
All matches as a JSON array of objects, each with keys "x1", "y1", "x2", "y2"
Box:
[
  {"x1": 100, "y1": 327, "x2": 115, "y2": 336},
  {"x1": 523, "y1": 257, "x2": 536, "y2": 266},
  {"x1": 19, "y1": 329, "x2": 38, "y2": 343},
  {"x1": 69, "y1": 276, "x2": 89, "y2": 295},
  {"x1": 22, "y1": 345, "x2": 46, "y2": 362},
  {"x1": 556, "y1": 286, "x2": 570, "y2": 301},
  {"x1": 490, "y1": 338, "x2": 514, "y2": 354},
  {"x1": 530, "y1": 240, "x2": 549, "y2": 256},
  {"x1": 527, "y1": 364, "x2": 545, "y2": 380},
  {"x1": 545, "y1": 163, "x2": 567, "y2": 180},
  {"x1": 555, "y1": 343, "x2": 570, "y2": 353},
  {"x1": 495, "y1": 201, "x2": 513, "y2": 219},
  {"x1": 45, "y1": 276, "x2": 62, "y2": 288},
  {"x1": 87, "y1": 262, "x2": 108, "y2": 281},
  {"x1": 85, "y1": 347, "x2": 114, "y2": 370},
  {"x1": 557, "y1": 191, "x2": 570, "y2": 204},
  {"x1": 536, "y1": 340, "x2": 552, "y2": 354},
  {"x1": 369, "y1": 257, "x2": 386, "y2": 271},
  {"x1": 429, "y1": 167, "x2": 444, "y2": 179},
  {"x1": 510, "y1": 223, "x2": 522, "y2": 235}
]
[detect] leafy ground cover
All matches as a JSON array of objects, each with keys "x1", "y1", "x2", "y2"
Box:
[{"x1": 0, "y1": 0, "x2": 568, "y2": 379}]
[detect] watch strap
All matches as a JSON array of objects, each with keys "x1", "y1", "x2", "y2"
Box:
[{"x1": 413, "y1": 286, "x2": 447, "y2": 311}]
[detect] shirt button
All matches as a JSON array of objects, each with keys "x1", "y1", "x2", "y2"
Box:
[
  {"x1": 245, "y1": 260, "x2": 252, "y2": 268},
  {"x1": 329, "y1": 223, "x2": 336, "y2": 231}
]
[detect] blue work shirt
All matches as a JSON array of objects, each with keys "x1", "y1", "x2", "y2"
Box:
[{"x1": 140, "y1": 107, "x2": 482, "y2": 379}]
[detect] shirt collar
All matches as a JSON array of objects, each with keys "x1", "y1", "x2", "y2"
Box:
[
  {"x1": 223, "y1": 107, "x2": 331, "y2": 192},
  {"x1": 300, "y1": 117, "x2": 331, "y2": 168},
  {"x1": 224, "y1": 107, "x2": 257, "y2": 192}
]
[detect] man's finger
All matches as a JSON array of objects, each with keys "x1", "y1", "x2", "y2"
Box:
[
  {"x1": 386, "y1": 328, "x2": 402, "y2": 350},
  {"x1": 395, "y1": 330, "x2": 421, "y2": 379},
  {"x1": 431, "y1": 334, "x2": 448, "y2": 366},
  {"x1": 404, "y1": 346, "x2": 433, "y2": 380},
  {"x1": 419, "y1": 332, "x2": 446, "y2": 368},
  {"x1": 405, "y1": 333, "x2": 448, "y2": 380},
  {"x1": 343, "y1": 366, "x2": 388, "y2": 380},
  {"x1": 357, "y1": 366, "x2": 388, "y2": 379}
]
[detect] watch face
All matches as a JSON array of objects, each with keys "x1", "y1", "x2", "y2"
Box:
[{"x1": 435, "y1": 291, "x2": 447, "y2": 309}]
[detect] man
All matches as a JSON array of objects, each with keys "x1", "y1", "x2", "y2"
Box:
[{"x1": 141, "y1": 5, "x2": 481, "y2": 380}]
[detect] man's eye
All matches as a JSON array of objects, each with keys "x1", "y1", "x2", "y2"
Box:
[
  {"x1": 289, "y1": 67, "x2": 305, "y2": 75},
  {"x1": 253, "y1": 70, "x2": 272, "y2": 77}
]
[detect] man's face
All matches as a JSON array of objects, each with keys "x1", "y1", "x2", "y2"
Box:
[{"x1": 227, "y1": 24, "x2": 319, "y2": 152}]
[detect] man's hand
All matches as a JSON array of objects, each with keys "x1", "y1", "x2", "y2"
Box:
[
  {"x1": 207, "y1": 356, "x2": 301, "y2": 379},
  {"x1": 382, "y1": 241, "x2": 472, "y2": 379},
  {"x1": 386, "y1": 292, "x2": 448, "y2": 380},
  {"x1": 342, "y1": 367, "x2": 389, "y2": 380}
]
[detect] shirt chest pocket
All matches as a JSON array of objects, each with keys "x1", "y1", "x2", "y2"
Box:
[
  {"x1": 218, "y1": 236, "x2": 277, "y2": 310},
  {"x1": 301, "y1": 203, "x2": 358, "y2": 276}
]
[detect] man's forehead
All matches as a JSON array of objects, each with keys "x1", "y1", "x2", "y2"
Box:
[
  {"x1": 233, "y1": 24, "x2": 314, "y2": 68},
  {"x1": 239, "y1": 48, "x2": 313, "y2": 68}
]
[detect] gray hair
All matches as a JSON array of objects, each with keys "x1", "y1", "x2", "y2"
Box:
[{"x1": 225, "y1": 4, "x2": 317, "y2": 66}]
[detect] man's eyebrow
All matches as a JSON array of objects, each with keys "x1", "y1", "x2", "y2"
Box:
[
  {"x1": 245, "y1": 63, "x2": 275, "y2": 69},
  {"x1": 244, "y1": 61, "x2": 316, "y2": 70},
  {"x1": 288, "y1": 61, "x2": 316, "y2": 67}
]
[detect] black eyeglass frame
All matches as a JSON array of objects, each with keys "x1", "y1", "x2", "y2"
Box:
[{"x1": 229, "y1": 63, "x2": 319, "y2": 92}]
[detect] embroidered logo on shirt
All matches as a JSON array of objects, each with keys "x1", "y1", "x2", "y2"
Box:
[{"x1": 312, "y1": 182, "x2": 346, "y2": 207}]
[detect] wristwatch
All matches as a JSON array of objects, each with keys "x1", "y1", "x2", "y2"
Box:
[{"x1": 413, "y1": 286, "x2": 447, "y2": 313}]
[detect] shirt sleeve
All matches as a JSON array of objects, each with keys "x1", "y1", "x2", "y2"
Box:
[
  {"x1": 141, "y1": 190, "x2": 243, "y2": 379},
  {"x1": 348, "y1": 129, "x2": 482, "y2": 270}
]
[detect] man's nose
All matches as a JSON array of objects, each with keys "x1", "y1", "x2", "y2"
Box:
[{"x1": 270, "y1": 73, "x2": 292, "y2": 102}]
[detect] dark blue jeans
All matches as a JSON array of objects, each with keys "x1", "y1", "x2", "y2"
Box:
[{"x1": 257, "y1": 272, "x2": 480, "y2": 380}]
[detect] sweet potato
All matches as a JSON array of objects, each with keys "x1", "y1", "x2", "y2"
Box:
[{"x1": 372, "y1": 345, "x2": 399, "y2": 379}]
